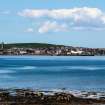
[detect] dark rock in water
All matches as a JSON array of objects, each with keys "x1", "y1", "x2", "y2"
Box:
[{"x1": 0, "y1": 89, "x2": 105, "y2": 105}]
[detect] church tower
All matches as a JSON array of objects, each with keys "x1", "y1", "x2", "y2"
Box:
[{"x1": 1, "y1": 42, "x2": 4, "y2": 49}]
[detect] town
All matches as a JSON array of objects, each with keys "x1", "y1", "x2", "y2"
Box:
[{"x1": 0, "y1": 42, "x2": 105, "y2": 56}]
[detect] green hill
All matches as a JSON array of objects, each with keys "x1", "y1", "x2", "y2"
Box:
[{"x1": 2, "y1": 43, "x2": 64, "y2": 49}]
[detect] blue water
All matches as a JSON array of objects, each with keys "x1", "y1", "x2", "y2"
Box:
[{"x1": 0, "y1": 56, "x2": 105, "y2": 91}]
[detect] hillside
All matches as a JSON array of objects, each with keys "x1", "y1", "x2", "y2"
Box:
[{"x1": 2, "y1": 43, "x2": 64, "y2": 49}]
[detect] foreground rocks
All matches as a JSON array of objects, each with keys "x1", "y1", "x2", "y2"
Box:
[{"x1": 0, "y1": 89, "x2": 105, "y2": 105}]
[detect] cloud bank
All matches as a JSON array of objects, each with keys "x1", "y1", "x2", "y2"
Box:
[
  {"x1": 38, "y1": 21, "x2": 68, "y2": 33},
  {"x1": 18, "y1": 7, "x2": 105, "y2": 33}
]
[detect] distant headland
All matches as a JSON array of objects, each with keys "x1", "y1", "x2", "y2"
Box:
[{"x1": 0, "y1": 42, "x2": 105, "y2": 56}]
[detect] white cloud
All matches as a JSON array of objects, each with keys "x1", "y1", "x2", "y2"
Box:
[
  {"x1": 18, "y1": 7, "x2": 105, "y2": 32},
  {"x1": 18, "y1": 7, "x2": 105, "y2": 19},
  {"x1": 18, "y1": 9, "x2": 49, "y2": 18},
  {"x1": 25, "y1": 28, "x2": 34, "y2": 33},
  {"x1": 38, "y1": 21, "x2": 68, "y2": 33}
]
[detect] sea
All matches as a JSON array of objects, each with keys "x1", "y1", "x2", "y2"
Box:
[{"x1": 0, "y1": 56, "x2": 105, "y2": 92}]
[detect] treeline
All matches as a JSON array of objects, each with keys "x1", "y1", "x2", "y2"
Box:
[{"x1": 1, "y1": 43, "x2": 64, "y2": 49}]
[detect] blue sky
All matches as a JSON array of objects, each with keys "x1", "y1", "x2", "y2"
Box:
[{"x1": 0, "y1": 0, "x2": 105, "y2": 48}]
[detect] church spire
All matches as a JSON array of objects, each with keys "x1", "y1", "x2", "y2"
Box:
[{"x1": 1, "y1": 42, "x2": 4, "y2": 49}]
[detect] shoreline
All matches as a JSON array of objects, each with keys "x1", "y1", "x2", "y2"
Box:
[
  {"x1": 1, "y1": 42, "x2": 105, "y2": 56},
  {"x1": 0, "y1": 88, "x2": 105, "y2": 105},
  {"x1": 1, "y1": 88, "x2": 105, "y2": 99}
]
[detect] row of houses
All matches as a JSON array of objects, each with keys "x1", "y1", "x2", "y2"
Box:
[
  {"x1": 0, "y1": 46, "x2": 85, "y2": 55},
  {"x1": 0, "y1": 44, "x2": 105, "y2": 56}
]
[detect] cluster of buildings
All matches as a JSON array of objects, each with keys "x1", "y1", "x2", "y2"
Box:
[{"x1": 0, "y1": 42, "x2": 105, "y2": 56}]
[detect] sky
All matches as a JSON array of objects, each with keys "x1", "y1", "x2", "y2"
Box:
[{"x1": 0, "y1": 0, "x2": 105, "y2": 48}]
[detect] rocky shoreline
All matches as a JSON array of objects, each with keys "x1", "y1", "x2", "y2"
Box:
[{"x1": 0, "y1": 89, "x2": 105, "y2": 105}]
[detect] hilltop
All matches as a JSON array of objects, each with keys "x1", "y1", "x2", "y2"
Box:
[{"x1": 1, "y1": 43, "x2": 64, "y2": 49}]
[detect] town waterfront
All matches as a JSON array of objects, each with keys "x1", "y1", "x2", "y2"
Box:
[{"x1": 0, "y1": 56, "x2": 105, "y2": 92}]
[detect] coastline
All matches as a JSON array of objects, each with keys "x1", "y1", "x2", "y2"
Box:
[
  {"x1": 0, "y1": 42, "x2": 105, "y2": 56},
  {"x1": 0, "y1": 88, "x2": 105, "y2": 105}
]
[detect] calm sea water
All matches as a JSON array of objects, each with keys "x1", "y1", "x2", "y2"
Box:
[{"x1": 0, "y1": 56, "x2": 105, "y2": 91}]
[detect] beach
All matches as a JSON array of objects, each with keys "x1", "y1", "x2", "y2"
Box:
[{"x1": 0, "y1": 89, "x2": 105, "y2": 105}]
